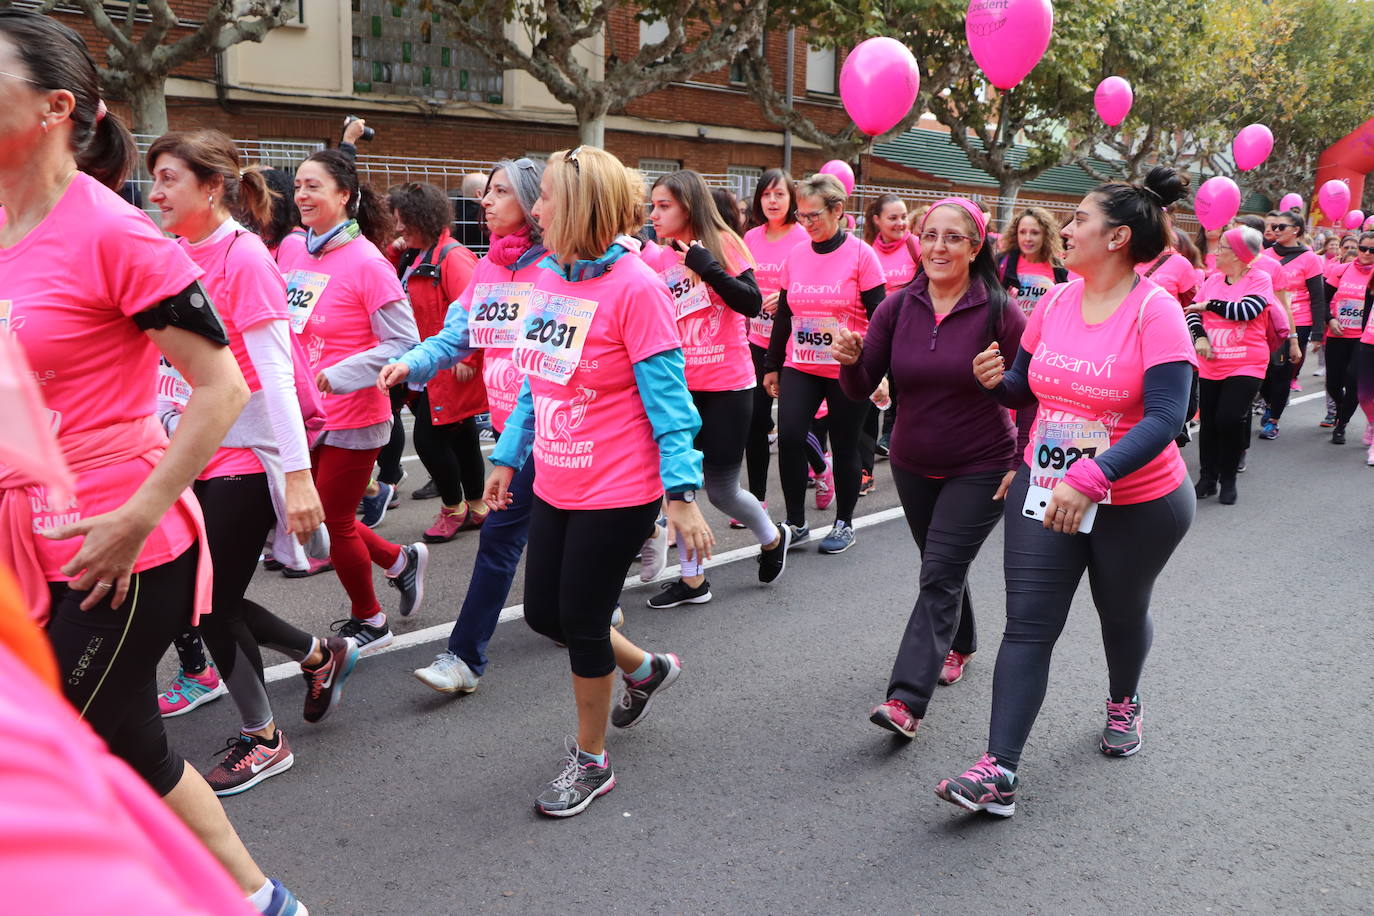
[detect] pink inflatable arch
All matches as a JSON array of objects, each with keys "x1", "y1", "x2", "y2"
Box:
[{"x1": 1313, "y1": 117, "x2": 1374, "y2": 225}]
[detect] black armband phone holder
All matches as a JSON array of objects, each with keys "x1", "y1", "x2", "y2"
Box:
[{"x1": 131, "y1": 281, "x2": 229, "y2": 346}]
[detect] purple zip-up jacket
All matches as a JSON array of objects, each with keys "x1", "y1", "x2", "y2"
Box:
[{"x1": 840, "y1": 273, "x2": 1033, "y2": 478}]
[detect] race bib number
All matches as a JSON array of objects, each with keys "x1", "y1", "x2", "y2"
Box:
[
  {"x1": 285, "y1": 270, "x2": 330, "y2": 334},
  {"x1": 1027, "y1": 415, "x2": 1112, "y2": 505},
  {"x1": 470, "y1": 282, "x2": 533, "y2": 348},
  {"x1": 1336, "y1": 297, "x2": 1364, "y2": 332},
  {"x1": 664, "y1": 265, "x2": 712, "y2": 321},
  {"x1": 748, "y1": 309, "x2": 773, "y2": 341},
  {"x1": 792, "y1": 315, "x2": 840, "y2": 366},
  {"x1": 513, "y1": 290, "x2": 597, "y2": 385},
  {"x1": 157, "y1": 356, "x2": 192, "y2": 408}
]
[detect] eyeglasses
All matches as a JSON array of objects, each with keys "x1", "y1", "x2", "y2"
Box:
[
  {"x1": 919, "y1": 230, "x2": 975, "y2": 247},
  {"x1": 1358, "y1": 245, "x2": 1374, "y2": 254},
  {"x1": 0, "y1": 69, "x2": 38, "y2": 86},
  {"x1": 795, "y1": 209, "x2": 829, "y2": 224}
]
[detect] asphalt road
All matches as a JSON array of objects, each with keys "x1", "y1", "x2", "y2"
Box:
[{"x1": 162, "y1": 387, "x2": 1374, "y2": 915}]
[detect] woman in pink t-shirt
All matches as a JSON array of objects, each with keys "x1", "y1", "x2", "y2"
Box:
[
  {"x1": 484, "y1": 146, "x2": 712, "y2": 818},
  {"x1": 1325, "y1": 232, "x2": 1374, "y2": 448},
  {"x1": 741, "y1": 170, "x2": 811, "y2": 506},
  {"x1": 643, "y1": 169, "x2": 788, "y2": 607},
  {"x1": 277, "y1": 150, "x2": 425, "y2": 654},
  {"x1": 763, "y1": 174, "x2": 888, "y2": 555},
  {"x1": 1258, "y1": 209, "x2": 1329, "y2": 438},
  {"x1": 998, "y1": 206, "x2": 1068, "y2": 315},
  {"x1": 145, "y1": 130, "x2": 360, "y2": 797},
  {"x1": 0, "y1": 11, "x2": 304, "y2": 911},
  {"x1": 863, "y1": 193, "x2": 920, "y2": 293},
  {"x1": 941, "y1": 167, "x2": 1198, "y2": 818},
  {"x1": 1186, "y1": 227, "x2": 1275, "y2": 503}
]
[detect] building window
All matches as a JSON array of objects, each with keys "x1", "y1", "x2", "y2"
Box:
[
  {"x1": 728, "y1": 36, "x2": 762, "y2": 85},
  {"x1": 638, "y1": 158, "x2": 682, "y2": 186},
  {"x1": 805, "y1": 44, "x2": 837, "y2": 96},
  {"x1": 726, "y1": 166, "x2": 763, "y2": 202},
  {"x1": 351, "y1": 0, "x2": 503, "y2": 102}
]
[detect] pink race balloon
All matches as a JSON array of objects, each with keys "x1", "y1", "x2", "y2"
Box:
[
  {"x1": 1319, "y1": 180, "x2": 1352, "y2": 222},
  {"x1": 966, "y1": 0, "x2": 1054, "y2": 91},
  {"x1": 1232, "y1": 124, "x2": 1273, "y2": 171},
  {"x1": 1094, "y1": 77, "x2": 1132, "y2": 127},
  {"x1": 840, "y1": 37, "x2": 921, "y2": 136},
  {"x1": 1279, "y1": 193, "x2": 1304, "y2": 212},
  {"x1": 1343, "y1": 209, "x2": 1365, "y2": 230},
  {"x1": 1364, "y1": 216, "x2": 1374, "y2": 231},
  {"x1": 818, "y1": 160, "x2": 855, "y2": 195},
  {"x1": 1193, "y1": 176, "x2": 1241, "y2": 232}
]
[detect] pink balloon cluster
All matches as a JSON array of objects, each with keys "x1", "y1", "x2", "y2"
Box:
[
  {"x1": 965, "y1": 0, "x2": 1054, "y2": 90},
  {"x1": 839, "y1": 37, "x2": 921, "y2": 137}
]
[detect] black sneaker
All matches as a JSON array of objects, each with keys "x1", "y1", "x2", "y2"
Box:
[
  {"x1": 387, "y1": 542, "x2": 429, "y2": 617},
  {"x1": 1100, "y1": 695, "x2": 1143, "y2": 757},
  {"x1": 411, "y1": 478, "x2": 439, "y2": 500},
  {"x1": 331, "y1": 617, "x2": 394, "y2": 654},
  {"x1": 646, "y1": 579, "x2": 711, "y2": 609},
  {"x1": 611, "y1": 652, "x2": 682, "y2": 728},
  {"x1": 301, "y1": 637, "x2": 360, "y2": 723},
  {"x1": 535, "y1": 741, "x2": 616, "y2": 818},
  {"x1": 757, "y1": 522, "x2": 791, "y2": 584},
  {"x1": 1194, "y1": 475, "x2": 1217, "y2": 499},
  {"x1": 1218, "y1": 476, "x2": 1237, "y2": 505},
  {"x1": 875, "y1": 434, "x2": 890, "y2": 458},
  {"x1": 786, "y1": 521, "x2": 810, "y2": 549},
  {"x1": 1332, "y1": 426, "x2": 1347, "y2": 445},
  {"x1": 1236, "y1": 449, "x2": 1248, "y2": 473}
]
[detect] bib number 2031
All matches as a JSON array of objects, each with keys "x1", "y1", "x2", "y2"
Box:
[{"x1": 524, "y1": 316, "x2": 580, "y2": 349}]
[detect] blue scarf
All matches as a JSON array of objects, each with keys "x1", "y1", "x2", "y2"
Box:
[
  {"x1": 305, "y1": 219, "x2": 361, "y2": 256},
  {"x1": 539, "y1": 242, "x2": 630, "y2": 282}
]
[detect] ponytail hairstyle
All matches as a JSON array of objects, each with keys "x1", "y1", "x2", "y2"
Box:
[
  {"x1": 256, "y1": 168, "x2": 302, "y2": 250},
  {"x1": 652, "y1": 170, "x2": 753, "y2": 274},
  {"x1": 1090, "y1": 166, "x2": 1190, "y2": 264},
  {"x1": 146, "y1": 129, "x2": 276, "y2": 230},
  {"x1": 863, "y1": 193, "x2": 907, "y2": 244},
  {"x1": 0, "y1": 9, "x2": 135, "y2": 191},
  {"x1": 1172, "y1": 227, "x2": 1202, "y2": 268},
  {"x1": 302, "y1": 149, "x2": 392, "y2": 249}
]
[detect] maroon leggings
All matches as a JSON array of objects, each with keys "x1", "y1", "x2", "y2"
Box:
[{"x1": 313, "y1": 444, "x2": 403, "y2": 618}]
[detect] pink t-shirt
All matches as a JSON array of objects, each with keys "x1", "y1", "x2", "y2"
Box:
[
  {"x1": 641, "y1": 242, "x2": 754, "y2": 392},
  {"x1": 1203, "y1": 252, "x2": 1218, "y2": 276},
  {"x1": 523, "y1": 256, "x2": 682, "y2": 511},
  {"x1": 0, "y1": 173, "x2": 201, "y2": 580},
  {"x1": 461, "y1": 254, "x2": 546, "y2": 433},
  {"x1": 1327, "y1": 260, "x2": 1374, "y2": 340},
  {"x1": 872, "y1": 236, "x2": 918, "y2": 293},
  {"x1": 277, "y1": 236, "x2": 405, "y2": 430},
  {"x1": 1196, "y1": 269, "x2": 1276, "y2": 381},
  {"x1": 743, "y1": 223, "x2": 810, "y2": 348},
  {"x1": 181, "y1": 223, "x2": 290, "y2": 479},
  {"x1": 1011, "y1": 258, "x2": 1056, "y2": 316},
  {"x1": 1135, "y1": 251, "x2": 1198, "y2": 301},
  {"x1": 1323, "y1": 257, "x2": 1347, "y2": 286},
  {"x1": 1021, "y1": 278, "x2": 1197, "y2": 505},
  {"x1": 1261, "y1": 248, "x2": 1324, "y2": 326},
  {"x1": 780, "y1": 232, "x2": 887, "y2": 379}
]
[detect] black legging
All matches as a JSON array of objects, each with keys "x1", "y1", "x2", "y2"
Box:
[
  {"x1": 1263, "y1": 325, "x2": 1311, "y2": 420},
  {"x1": 376, "y1": 385, "x2": 408, "y2": 486},
  {"x1": 1197, "y1": 375, "x2": 1263, "y2": 480},
  {"x1": 1324, "y1": 335, "x2": 1361, "y2": 430},
  {"x1": 886, "y1": 467, "x2": 1003, "y2": 717},
  {"x1": 745, "y1": 342, "x2": 775, "y2": 502},
  {"x1": 777, "y1": 367, "x2": 866, "y2": 527},
  {"x1": 858, "y1": 404, "x2": 881, "y2": 474},
  {"x1": 411, "y1": 391, "x2": 485, "y2": 506},
  {"x1": 987, "y1": 468, "x2": 1194, "y2": 770},
  {"x1": 48, "y1": 546, "x2": 199, "y2": 796},
  {"x1": 523, "y1": 495, "x2": 660, "y2": 678}
]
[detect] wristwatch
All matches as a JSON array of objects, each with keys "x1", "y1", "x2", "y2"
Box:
[{"x1": 667, "y1": 490, "x2": 697, "y2": 503}]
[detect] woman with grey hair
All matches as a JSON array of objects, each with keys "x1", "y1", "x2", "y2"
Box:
[{"x1": 378, "y1": 157, "x2": 569, "y2": 694}]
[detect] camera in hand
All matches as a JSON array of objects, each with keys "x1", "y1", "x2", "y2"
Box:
[{"x1": 343, "y1": 115, "x2": 375, "y2": 141}]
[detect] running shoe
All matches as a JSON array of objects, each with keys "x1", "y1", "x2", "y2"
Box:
[
  {"x1": 1194, "y1": 475, "x2": 1218, "y2": 499},
  {"x1": 818, "y1": 520, "x2": 856, "y2": 554},
  {"x1": 158, "y1": 666, "x2": 227, "y2": 718},
  {"x1": 768, "y1": 431, "x2": 778, "y2": 452},
  {"x1": 1320, "y1": 410, "x2": 1337, "y2": 428},
  {"x1": 301, "y1": 637, "x2": 360, "y2": 723},
  {"x1": 413, "y1": 651, "x2": 480, "y2": 695},
  {"x1": 412, "y1": 478, "x2": 439, "y2": 500},
  {"x1": 875, "y1": 433, "x2": 890, "y2": 458},
  {"x1": 1332, "y1": 427, "x2": 1347, "y2": 445},
  {"x1": 869, "y1": 698, "x2": 919, "y2": 739},
  {"x1": 459, "y1": 505, "x2": 489, "y2": 530},
  {"x1": 261, "y1": 546, "x2": 283, "y2": 572},
  {"x1": 1100, "y1": 695, "x2": 1143, "y2": 757},
  {"x1": 423, "y1": 506, "x2": 466, "y2": 543},
  {"x1": 1290, "y1": 380, "x2": 1302, "y2": 392},
  {"x1": 1364, "y1": 426, "x2": 1374, "y2": 447},
  {"x1": 1258, "y1": 420, "x2": 1279, "y2": 440},
  {"x1": 1219, "y1": 477, "x2": 1237, "y2": 505},
  {"x1": 935, "y1": 753, "x2": 1017, "y2": 817},
  {"x1": 535, "y1": 740, "x2": 616, "y2": 817},
  {"x1": 258, "y1": 878, "x2": 309, "y2": 916},
  {"x1": 1236, "y1": 450, "x2": 1248, "y2": 473},
  {"x1": 859, "y1": 471, "x2": 875, "y2": 497},
  {"x1": 205, "y1": 731, "x2": 294, "y2": 797},
  {"x1": 387, "y1": 542, "x2": 429, "y2": 617},
  {"x1": 611, "y1": 652, "x2": 682, "y2": 728},
  {"x1": 786, "y1": 521, "x2": 811, "y2": 549},
  {"x1": 730, "y1": 500, "x2": 765, "y2": 530},
  {"x1": 282, "y1": 557, "x2": 333, "y2": 579},
  {"x1": 647, "y1": 579, "x2": 712, "y2": 608},
  {"x1": 814, "y1": 458, "x2": 835, "y2": 510},
  {"x1": 331, "y1": 617, "x2": 394, "y2": 654},
  {"x1": 639, "y1": 519, "x2": 668, "y2": 582},
  {"x1": 359, "y1": 481, "x2": 395, "y2": 528},
  {"x1": 757, "y1": 522, "x2": 791, "y2": 584},
  {"x1": 938, "y1": 650, "x2": 973, "y2": 686},
  {"x1": 1367, "y1": 443, "x2": 1374, "y2": 466}
]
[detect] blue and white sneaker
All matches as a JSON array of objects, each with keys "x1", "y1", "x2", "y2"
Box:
[
  {"x1": 360, "y1": 481, "x2": 395, "y2": 528},
  {"x1": 818, "y1": 520, "x2": 856, "y2": 554},
  {"x1": 1258, "y1": 420, "x2": 1279, "y2": 440},
  {"x1": 258, "y1": 878, "x2": 309, "y2": 915}
]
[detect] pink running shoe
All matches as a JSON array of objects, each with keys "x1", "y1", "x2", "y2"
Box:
[
  {"x1": 1290, "y1": 379, "x2": 1303, "y2": 392},
  {"x1": 814, "y1": 458, "x2": 835, "y2": 510},
  {"x1": 869, "y1": 698, "x2": 919, "y2": 739},
  {"x1": 938, "y1": 650, "x2": 973, "y2": 686},
  {"x1": 423, "y1": 506, "x2": 466, "y2": 543},
  {"x1": 1100, "y1": 695, "x2": 1143, "y2": 757},
  {"x1": 935, "y1": 752, "x2": 1017, "y2": 817},
  {"x1": 1363, "y1": 426, "x2": 1373, "y2": 447},
  {"x1": 158, "y1": 665, "x2": 227, "y2": 718}
]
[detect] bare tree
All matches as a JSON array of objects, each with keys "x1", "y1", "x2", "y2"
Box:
[{"x1": 428, "y1": 0, "x2": 767, "y2": 147}]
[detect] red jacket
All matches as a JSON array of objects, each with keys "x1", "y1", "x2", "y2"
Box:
[{"x1": 398, "y1": 231, "x2": 483, "y2": 424}]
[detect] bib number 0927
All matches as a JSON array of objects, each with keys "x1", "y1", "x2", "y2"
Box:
[
  {"x1": 1036, "y1": 444, "x2": 1096, "y2": 471},
  {"x1": 525, "y1": 316, "x2": 579, "y2": 349}
]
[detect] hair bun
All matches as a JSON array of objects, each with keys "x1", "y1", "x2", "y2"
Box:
[{"x1": 1142, "y1": 166, "x2": 1189, "y2": 209}]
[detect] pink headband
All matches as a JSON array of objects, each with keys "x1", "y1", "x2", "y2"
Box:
[
  {"x1": 920, "y1": 197, "x2": 987, "y2": 240},
  {"x1": 1223, "y1": 228, "x2": 1256, "y2": 264}
]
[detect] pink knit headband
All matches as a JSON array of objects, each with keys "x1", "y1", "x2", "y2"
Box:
[
  {"x1": 1223, "y1": 228, "x2": 1256, "y2": 264},
  {"x1": 920, "y1": 197, "x2": 987, "y2": 240}
]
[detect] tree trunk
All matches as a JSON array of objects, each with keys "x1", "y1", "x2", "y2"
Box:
[
  {"x1": 579, "y1": 114, "x2": 606, "y2": 149},
  {"x1": 129, "y1": 77, "x2": 169, "y2": 138},
  {"x1": 996, "y1": 177, "x2": 1024, "y2": 229}
]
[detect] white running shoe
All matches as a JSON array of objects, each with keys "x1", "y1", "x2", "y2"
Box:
[
  {"x1": 413, "y1": 652, "x2": 479, "y2": 694},
  {"x1": 639, "y1": 519, "x2": 668, "y2": 582}
]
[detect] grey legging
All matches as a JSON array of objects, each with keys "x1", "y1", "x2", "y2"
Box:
[{"x1": 987, "y1": 466, "x2": 1195, "y2": 770}]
